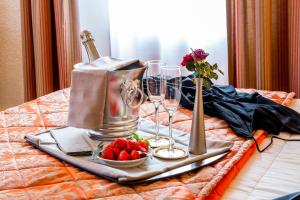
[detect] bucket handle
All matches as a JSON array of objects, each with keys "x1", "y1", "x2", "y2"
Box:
[{"x1": 120, "y1": 78, "x2": 144, "y2": 109}]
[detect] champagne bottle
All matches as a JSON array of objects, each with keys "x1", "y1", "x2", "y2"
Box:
[
  {"x1": 80, "y1": 30, "x2": 101, "y2": 63},
  {"x1": 79, "y1": 30, "x2": 133, "y2": 71}
]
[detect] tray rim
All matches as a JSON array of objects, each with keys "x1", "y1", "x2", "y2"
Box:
[{"x1": 116, "y1": 151, "x2": 228, "y2": 184}]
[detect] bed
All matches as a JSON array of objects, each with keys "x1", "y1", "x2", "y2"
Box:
[
  {"x1": 0, "y1": 88, "x2": 297, "y2": 199},
  {"x1": 223, "y1": 99, "x2": 300, "y2": 200}
]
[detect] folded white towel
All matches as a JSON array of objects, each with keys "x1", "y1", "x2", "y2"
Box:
[{"x1": 68, "y1": 69, "x2": 108, "y2": 129}]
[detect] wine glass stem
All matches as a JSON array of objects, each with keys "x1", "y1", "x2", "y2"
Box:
[
  {"x1": 168, "y1": 113, "x2": 174, "y2": 152},
  {"x1": 154, "y1": 102, "x2": 160, "y2": 141}
]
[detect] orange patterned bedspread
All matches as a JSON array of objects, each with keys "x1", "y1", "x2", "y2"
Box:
[{"x1": 0, "y1": 88, "x2": 295, "y2": 200}]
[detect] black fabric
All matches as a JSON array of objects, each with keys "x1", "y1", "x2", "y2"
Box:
[{"x1": 143, "y1": 76, "x2": 300, "y2": 139}]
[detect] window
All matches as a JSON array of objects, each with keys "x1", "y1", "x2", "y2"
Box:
[{"x1": 79, "y1": 0, "x2": 228, "y2": 84}]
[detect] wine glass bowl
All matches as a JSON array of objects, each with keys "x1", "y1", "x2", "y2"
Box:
[
  {"x1": 146, "y1": 60, "x2": 170, "y2": 148},
  {"x1": 160, "y1": 66, "x2": 182, "y2": 114},
  {"x1": 152, "y1": 66, "x2": 188, "y2": 159}
]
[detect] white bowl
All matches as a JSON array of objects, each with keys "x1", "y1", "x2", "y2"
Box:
[{"x1": 94, "y1": 155, "x2": 148, "y2": 168}]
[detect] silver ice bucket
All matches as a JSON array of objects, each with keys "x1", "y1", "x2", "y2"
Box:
[{"x1": 74, "y1": 58, "x2": 147, "y2": 134}]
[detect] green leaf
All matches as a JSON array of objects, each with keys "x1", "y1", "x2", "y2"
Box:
[
  {"x1": 211, "y1": 72, "x2": 218, "y2": 80},
  {"x1": 203, "y1": 78, "x2": 213, "y2": 89},
  {"x1": 132, "y1": 132, "x2": 142, "y2": 141},
  {"x1": 186, "y1": 62, "x2": 195, "y2": 71},
  {"x1": 97, "y1": 142, "x2": 104, "y2": 148},
  {"x1": 218, "y1": 69, "x2": 224, "y2": 75},
  {"x1": 212, "y1": 64, "x2": 218, "y2": 70}
]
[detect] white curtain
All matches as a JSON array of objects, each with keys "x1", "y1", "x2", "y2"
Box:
[{"x1": 109, "y1": 0, "x2": 228, "y2": 84}]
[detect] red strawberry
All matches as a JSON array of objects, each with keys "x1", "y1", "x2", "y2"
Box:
[
  {"x1": 113, "y1": 147, "x2": 120, "y2": 158},
  {"x1": 105, "y1": 143, "x2": 114, "y2": 150},
  {"x1": 130, "y1": 149, "x2": 140, "y2": 160},
  {"x1": 126, "y1": 141, "x2": 137, "y2": 152},
  {"x1": 102, "y1": 148, "x2": 115, "y2": 160},
  {"x1": 136, "y1": 146, "x2": 147, "y2": 153},
  {"x1": 118, "y1": 150, "x2": 131, "y2": 161},
  {"x1": 138, "y1": 141, "x2": 148, "y2": 150},
  {"x1": 139, "y1": 152, "x2": 147, "y2": 158},
  {"x1": 113, "y1": 138, "x2": 127, "y2": 150}
]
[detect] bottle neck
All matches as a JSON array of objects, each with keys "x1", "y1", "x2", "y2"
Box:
[
  {"x1": 80, "y1": 30, "x2": 101, "y2": 63},
  {"x1": 83, "y1": 40, "x2": 100, "y2": 62}
]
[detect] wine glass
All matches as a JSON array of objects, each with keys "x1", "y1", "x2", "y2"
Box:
[
  {"x1": 146, "y1": 60, "x2": 170, "y2": 147},
  {"x1": 154, "y1": 66, "x2": 187, "y2": 159}
]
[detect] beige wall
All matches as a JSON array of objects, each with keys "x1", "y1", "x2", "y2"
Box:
[{"x1": 0, "y1": 0, "x2": 24, "y2": 110}]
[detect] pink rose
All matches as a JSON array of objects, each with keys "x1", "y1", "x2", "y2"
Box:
[
  {"x1": 193, "y1": 49, "x2": 209, "y2": 61},
  {"x1": 181, "y1": 53, "x2": 194, "y2": 66}
]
